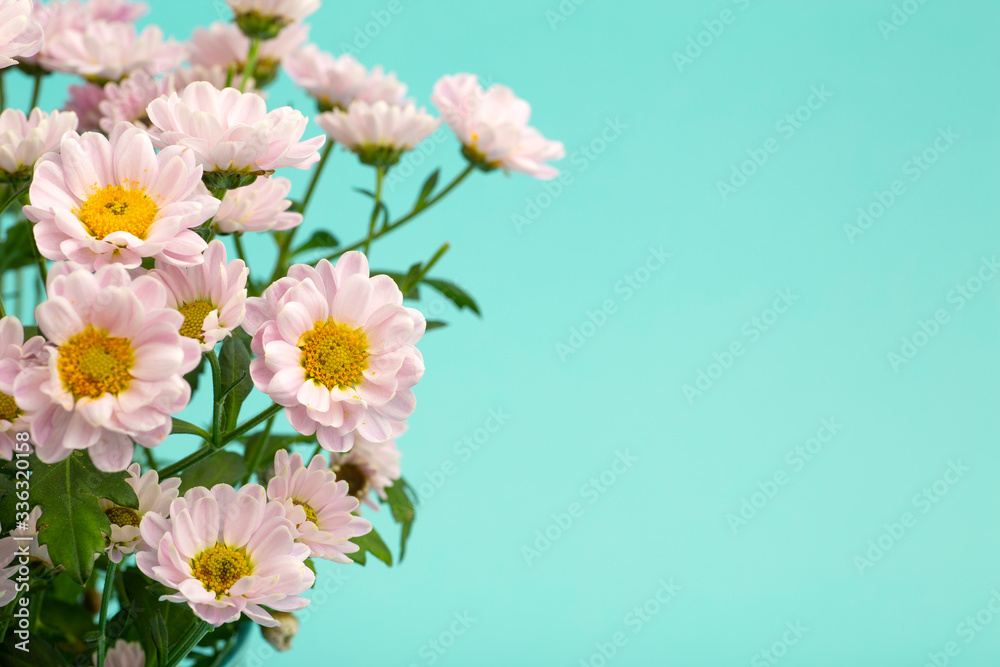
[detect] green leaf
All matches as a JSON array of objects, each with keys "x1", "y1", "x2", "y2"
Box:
[
  {"x1": 177, "y1": 451, "x2": 247, "y2": 494},
  {"x1": 383, "y1": 477, "x2": 417, "y2": 561},
  {"x1": 347, "y1": 527, "x2": 392, "y2": 567},
  {"x1": 377, "y1": 270, "x2": 420, "y2": 300},
  {"x1": 414, "y1": 169, "x2": 440, "y2": 210},
  {"x1": 423, "y1": 279, "x2": 481, "y2": 316},
  {"x1": 242, "y1": 433, "x2": 309, "y2": 481},
  {"x1": 124, "y1": 569, "x2": 200, "y2": 667},
  {"x1": 291, "y1": 230, "x2": 339, "y2": 257},
  {"x1": 31, "y1": 452, "x2": 138, "y2": 585},
  {"x1": 39, "y1": 597, "x2": 97, "y2": 648},
  {"x1": 0, "y1": 634, "x2": 67, "y2": 666},
  {"x1": 352, "y1": 187, "x2": 391, "y2": 231},
  {"x1": 219, "y1": 332, "x2": 253, "y2": 431},
  {"x1": 0, "y1": 220, "x2": 37, "y2": 275},
  {"x1": 425, "y1": 320, "x2": 447, "y2": 331}
]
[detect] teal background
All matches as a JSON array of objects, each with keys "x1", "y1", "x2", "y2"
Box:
[{"x1": 6, "y1": 0, "x2": 1000, "y2": 664}]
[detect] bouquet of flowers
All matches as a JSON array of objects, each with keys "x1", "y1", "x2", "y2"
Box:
[{"x1": 0, "y1": 0, "x2": 563, "y2": 664}]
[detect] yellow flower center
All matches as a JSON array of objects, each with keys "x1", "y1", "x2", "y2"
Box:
[
  {"x1": 58, "y1": 326, "x2": 134, "y2": 399},
  {"x1": 0, "y1": 392, "x2": 19, "y2": 422},
  {"x1": 178, "y1": 300, "x2": 215, "y2": 341},
  {"x1": 105, "y1": 506, "x2": 140, "y2": 528},
  {"x1": 293, "y1": 499, "x2": 318, "y2": 524},
  {"x1": 191, "y1": 543, "x2": 251, "y2": 597},
  {"x1": 333, "y1": 462, "x2": 369, "y2": 499},
  {"x1": 298, "y1": 319, "x2": 369, "y2": 390},
  {"x1": 77, "y1": 184, "x2": 159, "y2": 240}
]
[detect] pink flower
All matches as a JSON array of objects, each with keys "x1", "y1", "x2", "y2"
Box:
[
  {"x1": 98, "y1": 70, "x2": 174, "y2": 133},
  {"x1": 0, "y1": 0, "x2": 42, "y2": 69},
  {"x1": 0, "y1": 509, "x2": 52, "y2": 606},
  {"x1": 14, "y1": 262, "x2": 201, "y2": 472},
  {"x1": 242, "y1": 252, "x2": 425, "y2": 452},
  {"x1": 24, "y1": 122, "x2": 219, "y2": 270},
  {"x1": 98, "y1": 463, "x2": 180, "y2": 562},
  {"x1": 149, "y1": 240, "x2": 249, "y2": 351},
  {"x1": 98, "y1": 639, "x2": 145, "y2": 667},
  {"x1": 213, "y1": 176, "x2": 302, "y2": 234},
  {"x1": 137, "y1": 483, "x2": 314, "y2": 627},
  {"x1": 227, "y1": 0, "x2": 319, "y2": 24},
  {"x1": 316, "y1": 101, "x2": 439, "y2": 167},
  {"x1": 0, "y1": 523, "x2": 17, "y2": 607},
  {"x1": 145, "y1": 82, "x2": 325, "y2": 179},
  {"x1": 42, "y1": 21, "x2": 185, "y2": 83},
  {"x1": 2, "y1": 507, "x2": 52, "y2": 568},
  {"x1": 266, "y1": 449, "x2": 371, "y2": 562},
  {"x1": 432, "y1": 73, "x2": 565, "y2": 180},
  {"x1": 329, "y1": 423, "x2": 403, "y2": 511},
  {"x1": 0, "y1": 316, "x2": 46, "y2": 461},
  {"x1": 284, "y1": 46, "x2": 407, "y2": 111},
  {"x1": 190, "y1": 21, "x2": 308, "y2": 87},
  {"x1": 0, "y1": 108, "x2": 79, "y2": 182},
  {"x1": 65, "y1": 83, "x2": 107, "y2": 133}
]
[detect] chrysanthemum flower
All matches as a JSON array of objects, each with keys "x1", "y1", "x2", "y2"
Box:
[
  {"x1": 316, "y1": 101, "x2": 439, "y2": 168},
  {"x1": 98, "y1": 71, "x2": 174, "y2": 133},
  {"x1": 432, "y1": 73, "x2": 565, "y2": 180},
  {"x1": 99, "y1": 463, "x2": 180, "y2": 563},
  {"x1": 1, "y1": 507, "x2": 52, "y2": 569},
  {"x1": 212, "y1": 175, "x2": 302, "y2": 234},
  {"x1": 98, "y1": 639, "x2": 146, "y2": 667},
  {"x1": 0, "y1": 108, "x2": 79, "y2": 184},
  {"x1": 136, "y1": 483, "x2": 315, "y2": 627},
  {"x1": 145, "y1": 82, "x2": 325, "y2": 190},
  {"x1": 190, "y1": 21, "x2": 308, "y2": 88},
  {"x1": 227, "y1": 0, "x2": 319, "y2": 41},
  {"x1": 13, "y1": 263, "x2": 201, "y2": 472},
  {"x1": 243, "y1": 252, "x2": 425, "y2": 452},
  {"x1": 266, "y1": 449, "x2": 371, "y2": 562},
  {"x1": 149, "y1": 240, "x2": 249, "y2": 351},
  {"x1": 329, "y1": 423, "x2": 403, "y2": 511},
  {"x1": 0, "y1": 0, "x2": 42, "y2": 69},
  {"x1": 42, "y1": 21, "x2": 185, "y2": 83},
  {"x1": 24, "y1": 122, "x2": 219, "y2": 270},
  {"x1": 284, "y1": 46, "x2": 407, "y2": 112},
  {"x1": 0, "y1": 316, "x2": 46, "y2": 461},
  {"x1": 65, "y1": 82, "x2": 107, "y2": 133}
]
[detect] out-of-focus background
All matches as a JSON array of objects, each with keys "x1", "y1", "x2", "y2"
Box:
[{"x1": 8, "y1": 0, "x2": 1000, "y2": 664}]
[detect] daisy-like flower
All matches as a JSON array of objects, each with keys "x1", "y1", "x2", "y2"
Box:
[
  {"x1": 2, "y1": 507, "x2": 53, "y2": 569},
  {"x1": 136, "y1": 483, "x2": 315, "y2": 627},
  {"x1": 432, "y1": 73, "x2": 565, "y2": 180},
  {"x1": 42, "y1": 21, "x2": 185, "y2": 83},
  {"x1": 65, "y1": 82, "x2": 108, "y2": 133},
  {"x1": 97, "y1": 639, "x2": 146, "y2": 667},
  {"x1": 0, "y1": 522, "x2": 17, "y2": 607},
  {"x1": 284, "y1": 46, "x2": 407, "y2": 112},
  {"x1": 99, "y1": 463, "x2": 180, "y2": 563},
  {"x1": 190, "y1": 21, "x2": 308, "y2": 88},
  {"x1": 145, "y1": 82, "x2": 325, "y2": 190},
  {"x1": 13, "y1": 263, "x2": 201, "y2": 472},
  {"x1": 227, "y1": 0, "x2": 319, "y2": 41},
  {"x1": 0, "y1": 108, "x2": 79, "y2": 184},
  {"x1": 242, "y1": 252, "x2": 425, "y2": 452},
  {"x1": 24, "y1": 122, "x2": 219, "y2": 270},
  {"x1": 0, "y1": 0, "x2": 42, "y2": 69},
  {"x1": 149, "y1": 240, "x2": 249, "y2": 351},
  {"x1": 266, "y1": 449, "x2": 371, "y2": 562},
  {"x1": 329, "y1": 423, "x2": 403, "y2": 511},
  {"x1": 212, "y1": 175, "x2": 302, "y2": 234},
  {"x1": 0, "y1": 316, "x2": 46, "y2": 461},
  {"x1": 316, "y1": 101, "x2": 439, "y2": 168},
  {"x1": 98, "y1": 70, "x2": 174, "y2": 133}
]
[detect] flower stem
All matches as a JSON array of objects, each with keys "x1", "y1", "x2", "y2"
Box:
[
  {"x1": 363, "y1": 166, "x2": 385, "y2": 256},
  {"x1": 328, "y1": 164, "x2": 474, "y2": 260},
  {"x1": 300, "y1": 141, "x2": 334, "y2": 217},
  {"x1": 222, "y1": 403, "x2": 282, "y2": 446},
  {"x1": 96, "y1": 560, "x2": 119, "y2": 667},
  {"x1": 165, "y1": 620, "x2": 213, "y2": 667},
  {"x1": 159, "y1": 445, "x2": 216, "y2": 478},
  {"x1": 232, "y1": 233, "x2": 257, "y2": 295},
  {"x1": 208, "y1": 350, "x2": 223, "y2": 448},
  {"x1": 0, "y1": 182, "x2": 29, "y2": 217},
  {"x1": 240, "y1": 39, "x2": 260, "y2": 93},
  {"x1": 28, "y1": 73, "x2": 42, "y2": 111},
  {"x1": 241, "y1": 414, "x2": 275, "y2": 484}
]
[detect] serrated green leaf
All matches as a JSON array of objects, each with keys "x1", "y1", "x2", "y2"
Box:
[
  {"x1": 423, "y1": 279, "x2": 481, "y2": 316},
  {"x1": 177, "y1": 452, "x2": 247, "y2": 494},
  {"x1": 219, "y1": 332, "x2": 253, "y2": 431},
  {"x1": 291, "y1": 230, "x2": 339, "y2": 257},
  {"x1": 31, "y1": 453, "x2": 137, "y2": 585},
  {"x1": 348, "y1": 527, "x2": 392, "y2": 567}
]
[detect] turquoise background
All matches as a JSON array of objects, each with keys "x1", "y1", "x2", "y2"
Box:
[{"x1": 6, "y1": 0, "x2": 1000, "y2": 664}]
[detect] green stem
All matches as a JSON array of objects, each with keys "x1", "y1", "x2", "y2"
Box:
[
  {"x1": 28, "y1": 73, "x2": 42, "y2": 111},
  {"x1": 310, "y1": 442, "x2": 322, "y2": 460},
  {"x1": 164, "y1": 620, "x2": 213, "y2": 667},
  {"x1": 208, "y1": 350, "x2": 222, "y2": 448},
  {"x1": 159, "y1": 445, "x2": 216, "y2": 478},
  {"x1": 0, "y1": 182, "x2": 30, "y2": 217},
  {"x1": 328, "y1": 165, "x2": 474, "y2": 260},
  {"x1": 241, "y1": 415, "x2": 275, "y2": 484},
  {"x1": 418, "y1": 242, "x2": 450, "y2": 280},
  {"x1": 31, "y1": 242, "x2": 47, "y2": 286},
  {"x1": 170, "y1": 418, "x2": 212, "y2": 443},
  {"x1": 300, "y1": 141, "x2": 334, "y2": 217},
  {"x1": 363, "y1": 166, "x2": 385, "y2": 256},
  {"x1": 144, "y1": 447, "x2": 158, "y2": 472},
  {"x1": 96, "y1": 561, "x2": 119, "y2": 667},
  {"x1": 222, "y1": 403, "x2": 282, "y2": 446},
  {"x1": 240, "y1": 39, "x2": 260, "y2": 93}
]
